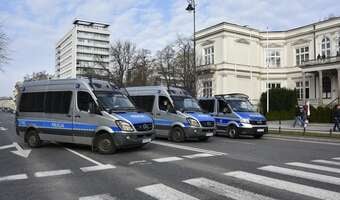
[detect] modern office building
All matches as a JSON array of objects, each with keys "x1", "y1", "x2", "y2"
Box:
[
  {"x1": 55, "y1": 19, "x2": 111, "y2": 79},
  {"x1": 196, "y1": 17, "x2": 340, "y2": 106}
]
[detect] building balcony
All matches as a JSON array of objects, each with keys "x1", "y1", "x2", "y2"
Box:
[
  {"x1": 300, "y1": 55, "x2": 340, "y2": 68},
  {"x1": 196, "y1": 64, "x2": 216, "y2": 74}
]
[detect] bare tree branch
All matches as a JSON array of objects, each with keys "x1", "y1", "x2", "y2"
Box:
[{"x1": 0, "y1": 24, "x2": 9, "y2": 72}]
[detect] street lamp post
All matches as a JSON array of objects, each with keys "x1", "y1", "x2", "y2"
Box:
[{"x1": 186, "y1": 0, "x2": 196, "y2": 95}]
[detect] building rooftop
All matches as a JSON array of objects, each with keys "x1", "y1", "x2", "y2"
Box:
[
  {"x1": 73, "y1": 19, "x2": 110, "y2": 28},
  {"x1": 197, "y1": 16, "x2": 340, "y2": 34}
]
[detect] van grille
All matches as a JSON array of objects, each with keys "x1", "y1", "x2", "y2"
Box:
[
  {"x1": 250, "y1": 120, "x2": 267, "y2": 125},
  {"x1": 200, "y1": 121, "x2": 215, "y2": 127},
  {"x1": 134, "y1": 123, "x2": 153, "y2": 131}
]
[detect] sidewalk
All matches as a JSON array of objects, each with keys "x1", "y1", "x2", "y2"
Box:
[{"x1": 268, "y1": 120, "x2": 337, "y2": 134}]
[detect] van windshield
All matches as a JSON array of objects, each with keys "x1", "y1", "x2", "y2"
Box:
[
  {"x1": 226, "y1": 99, "x2": 256, "y2": 112},
  {"x1": 95, "y1": 91, "x2": 136, "y2": 112},
  {"x1": 171, "y1": 96, "x2": 201, "y2": 112}
]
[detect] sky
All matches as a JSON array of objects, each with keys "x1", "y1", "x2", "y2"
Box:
[{"x1": 0, "y1": 0, "x2": 339, "y2": 96}]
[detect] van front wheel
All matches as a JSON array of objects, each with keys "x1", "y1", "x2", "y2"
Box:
[
  {"x1": 95, "y1": 134, "x2": 116, "y2": 154},
  {"x1": 26, "y1": 130, "x2": 42, "y2": 148},
  {"x1": 227, "y1": 126, "x2": 239, "y2": 139},
  {"x1": 171, "y1": 127, "x2": 185, "y2": 142}
]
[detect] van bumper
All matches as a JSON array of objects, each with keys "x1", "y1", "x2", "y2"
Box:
[
  {"x1": 183, "y1": 127, "x2": 215, "y2": 139},
  {"x1": 239, "y1": 126, "x2": 268, "y2": 136},
  {"x1": 113, "y1": 130, "x2": 156, "y2": 149}
]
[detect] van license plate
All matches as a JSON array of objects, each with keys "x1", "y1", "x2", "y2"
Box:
[
  {"x1": 142, "y1": 138, "x2": 151, "y2": 143},
  {"x1": 206, "y1": 132, "x2": 213, "y2": 137},
  {"x1": 257, "y1": 129, "x2": 265, "y2": 132}
]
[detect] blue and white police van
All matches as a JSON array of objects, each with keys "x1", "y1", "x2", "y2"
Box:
[
  {"x1": 127, "y1": 86, "x2": 216, "y2": 142},
  {"x1": 198, "y1": 93, "x2": 267, "y2": 138},
  {"x1": 16, "y1": 79, "x2": 155, "y2": 154}
]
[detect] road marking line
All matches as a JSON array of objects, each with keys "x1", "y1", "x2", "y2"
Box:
[
  {"x1": 80, "y1": 164, "x2": 115, "y2": 173},
  {"x1": 34, "y1": 169, "x2": 72, "y2": 177},
  {"x1": 267, "y1": 137, "x2": 340, "y2": 146},
  {"x1": 333, "y1": 157, "x2": 340, "y2": 160},
  {"x1": 79, "y1": 193, "x2": 116, "y2": 200},
  {"x1": 286, "y1": 162, "x2": 340, "y2": 174},
  {"x1": 312, "y1": 159, "x2": 340, "y2": 166},
  {"x1": 225, "y1": 171, "x2": 340, "y2": 200},
  {"x1": 152, "y1": 157, "x2": 183, "y2": 163},
  {"x1": 182, "y1": 153, "x2": 214, "y2": 159},
  {"x1": 129, "y1": 160, "x2": 150, "y2": 165},
  {"x1": 136, "y1": 183, "x2": 199, "y2": 200},
  {"x1": 0, "y1": 127, "x2": 8, "y2": 131},
  {"x1": 183, "y1": 177, "x2": 277, "y2": 200},
  {"x1": 0, "y1": 174, "x2": 28, "y2": 182},
  {"x1": 65, "y1": 148, "x2": 104, "y2": 166},
  {"x1": 152, "y1": 141, "x2": 226, "y2": 156},
  {"x1": 0, "y1": 143, "x2": 15, "y2": 150},
  {"x1": 259, "y1": 165, "x2": 340, "y2": 185}
]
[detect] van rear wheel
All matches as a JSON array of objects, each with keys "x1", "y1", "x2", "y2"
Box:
[
  {"x1": 171, "y1": 127, "x2": 185, "y2": 142},
  {"x1": 95, "y1": 134, "x2": 116, "y2": 154},
  {"x1": 26, "y1": 130, "x2": 42, "y2": 148},
  {"x1": 227, "y1": 126, "x2": 239, "y2": 139}
]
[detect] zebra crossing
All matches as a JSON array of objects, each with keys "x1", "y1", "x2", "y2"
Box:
[{"x1": 80, "y1": 156, "x2": 340, "y2": 200}]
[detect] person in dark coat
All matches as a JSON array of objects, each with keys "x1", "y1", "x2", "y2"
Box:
[
  {"x1": 333, "y1": 105, "x2": 340, "y2": 132},
  {"x1": 293, "y1": 105, "x2": 304, "y2": 127}
]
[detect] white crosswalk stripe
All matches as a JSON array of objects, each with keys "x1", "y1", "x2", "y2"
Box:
[
  {"x1": 0, "y1": 174, "x2": 28, "y2": 182},
  {"x1": 333, "y1": 157, "x2": 340, "y2": 160},
  {"x1": 136, "y1": 183, "x2": 199, "y2": 200},
  {"x1": 259, "y1": 165, "x2": 340, "y2": 185},
  {"x1": 34, "y1": 169, "x2": 72, "y2": 177},
  {"x1": 183, "y1": 177, "x2": 277, "y2": 200},
  {"x1": 79, "y1": 194, "x2": 116, "y2": 200},
  {"x1": 286, "y1": 162, "x2": 340, "y2": 174},
  {"x1": 225, "y1": 171, "x2": 340, "y2": 200},
  {"x1": 182, "y1": 153, "x2": 214, "y2": 159},
  {"x1": 152, "y1": 157, "x2": 183, "y2": 163},
  {"x1": 312, "y1": 159, "x2": 340, "y2": 166}
]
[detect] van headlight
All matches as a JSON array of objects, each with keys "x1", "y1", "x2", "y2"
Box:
[
  {"x1": 240, "y1": 118, "x2": 250, "y2": 124},
  {"x1": 187, "y1": 118, "x2": 200, "y2": 127},
  {"x1": 116, "y1": 120, "x2": 134, "y2": 132}
]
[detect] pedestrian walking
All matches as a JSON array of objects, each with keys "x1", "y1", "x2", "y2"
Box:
[
  {"x1": 293, "y1": 105, "x2": 304, "y2": 127},
  {"x1": 333, "y1": 104, "x2": 340, "y2": 132},
  {"x1": 303, "y1": 101, "x2": 310, "y2": 128}
]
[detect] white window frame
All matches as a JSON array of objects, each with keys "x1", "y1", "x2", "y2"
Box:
[
  {"x1": 267, "y1": 82, "x2": 281, "y2": 89},
  {"x1": 295, "y1": 81, "x2": 309, "y2": 99},
  {"x1": 203, "y1": 46, "x2": 214, "y2": 65},
  {"x1": 202, "y1": 80, "x2": 212, "y2": 97},
  {"x1": 265, "y1": 48, "x2": 281, "y2": 68},
  {"x1": 321, "y1": 36, "x2": 331, "y2": 57},
  {"x1": 296, "y1": 46, "x2": 309, "y2": 65}
]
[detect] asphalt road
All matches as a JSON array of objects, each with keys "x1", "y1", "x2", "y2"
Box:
[{"x1": 1, "y1": 112, "x2": 340, "y2": 200}]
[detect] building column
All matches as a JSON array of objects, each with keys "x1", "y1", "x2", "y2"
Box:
[
  {"x1": 302, "y1": 72, "x2": 306, "y2": 103},
  {"x1": 318, "y1": 70, "x2": 323, "y2": 105},
  {"x1": 337, "y1": 68, "x2": 340, "y2": 99}
]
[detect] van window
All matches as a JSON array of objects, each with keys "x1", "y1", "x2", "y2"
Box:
[
  {"x1": 45, "y1": 91, "x2": 72, "y2": 114},
  {"x1": 131, "y1": 95, "x2": 155, "y2": 112},
  {"x1": 19, "y1": 92, "x2": 45, "y2": 112},
  {"x1": 77, "y1": 91, "x2": 94, "y2": 111},
  {"x1": 198, "y1": 100, "x2": 215, "y2": 113},
  {"x1": 158, "y1": 96, "x2": 175, "y2": 113},
  {"x1": 218, "y1": 100, "x2": 231, "y2": 113}
]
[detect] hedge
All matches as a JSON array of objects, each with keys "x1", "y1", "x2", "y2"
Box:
[{"x1": 260, "y1": 88, "x2": 298, "y2": 116}]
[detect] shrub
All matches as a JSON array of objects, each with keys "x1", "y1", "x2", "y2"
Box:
[
  {"x1": 260, "y1": 88, "x2": 298, "y2": 115},
  {"x1": 310, "y1": 106, "x2": 332, "y2": 123}
]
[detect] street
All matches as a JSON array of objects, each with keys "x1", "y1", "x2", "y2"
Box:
[{"x1": 1, "y1": 112, "x2": 340, "y2": 200}]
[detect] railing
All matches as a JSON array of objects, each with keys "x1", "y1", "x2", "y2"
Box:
[
  {"x1": 301, "y1": 55, "x2": 340, "y2": 66},
  {"x1": 326, "y1": 97, "x2": 340, "y2": 109}
]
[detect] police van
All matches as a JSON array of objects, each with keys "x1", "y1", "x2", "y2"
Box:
[
  {"x1": 16, "y1": 79, "x2": 155, "y2": 154},
  {"x1": 198, "y1": 94, "x2": 267, "y2": 138},
  {"x1": 127, "y1": 86, "x2": 216, "y2": 142}
]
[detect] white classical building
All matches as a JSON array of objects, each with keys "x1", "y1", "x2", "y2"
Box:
[
  {"x1": 196, "y1": 17, "x2": 340, "y2": 106},
  {"x1": 55, "y1": 19, "x2": 111, "y2": 79}
]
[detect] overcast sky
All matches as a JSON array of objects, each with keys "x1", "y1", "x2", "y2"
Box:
[{"x1": 0, "y1": 0, "x2": 339, "y2": 96}]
